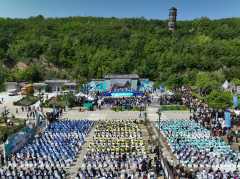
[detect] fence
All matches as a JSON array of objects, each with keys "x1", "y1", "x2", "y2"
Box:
[{"x1": 159, "y1": 150, "x2": 175, "y2": 179}]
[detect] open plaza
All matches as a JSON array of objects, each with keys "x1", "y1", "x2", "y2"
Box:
[{"x1": 0, "y1": 74, "x2": 240, "y2": 179}]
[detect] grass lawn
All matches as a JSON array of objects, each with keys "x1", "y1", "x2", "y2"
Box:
[
  {"x1": 13, "y1": 95, "x2": 39, "y2": 106},
  {"x1": 42, "y1": 96, "x2": 66, "y2": 108},
  {"x1": 0, "y1": 117, "x2": 25, "y2": 139},
  {"x1": 110, "y1": 107, "x2": 141, "y2": 111},
  {"x1": 161, "y1": 106, "x2": 189, "y2": 111}
]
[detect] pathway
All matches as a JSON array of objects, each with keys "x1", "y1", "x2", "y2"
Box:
[{"x1": 67, "y1": 122, "x2": 97, "y2": 178}]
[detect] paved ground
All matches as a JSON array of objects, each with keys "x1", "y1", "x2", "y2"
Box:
[
  {"x1": 0, "y1": 93, "x2": 192, "y2": 178},
  {"x1": 0, "y1": 92, "x2": 21, "y2": 105}
]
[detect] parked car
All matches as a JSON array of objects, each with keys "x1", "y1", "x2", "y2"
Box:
[
  {"x1": 60, "y1": 91, "x2": 69, "y2": 95},
  {"x1": 9, "y1": 89, "x2": 18, "y2": 96}
]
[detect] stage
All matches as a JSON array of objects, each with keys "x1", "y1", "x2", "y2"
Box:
[{"x1": 102, "y1": 91, "x2": 143, "y2": 97}]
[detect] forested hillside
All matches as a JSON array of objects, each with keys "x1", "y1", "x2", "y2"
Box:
[{"x1": 1, "y1": 15, "x2": 240, "y2": 91}]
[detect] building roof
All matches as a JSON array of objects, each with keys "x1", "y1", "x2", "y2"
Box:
[
  {"x1": 170, "y1": 7, "x2": 177, "y2": 10},
  {"x1": 32, "y1": 83, "x2": 48, "y2": 86},
  {"x1": 19, "y1": 82, "x2": 30, "y2": 86},
  {"x1": 64, "y1": 82, "x2": 78, "y2": 86},
  {"x1": 3, "y1": 82, "x2": 18, "y2": 85},
  {"x1": 3, "y1": 81, "x2": 30, "y2": 85},
  {"x1": 103, "y1": 73, "x2": 139, "y2": 79},
  {"x1": 139, "y1": 78, "x2": 150, "y2": 81},
  {"x1": 91, "y1": 79, "x2": 105, "y2": 81},
  {"x1": 45, "y1": 79, "x2": 71, "y2": 83}
]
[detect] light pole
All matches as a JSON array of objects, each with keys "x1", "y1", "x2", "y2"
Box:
[{"x1": 157, "y1": 107, "x2": 161, "y2": 157}]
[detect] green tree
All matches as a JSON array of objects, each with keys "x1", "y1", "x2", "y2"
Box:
[
  {"x1": 206, "y1": 90, "x2": 232, "y2": 110},
  {"x1": 195, "y1": 71, "x2": 224, "y2": 93},
  {"x1": 168, "y1": 73, "x2": 183, "y2": 88},
  {"x1": 230, "y1": 78, "x2": 240, "y2": 86},
  {"x1": 36, "y1": 85, "x2": 43, "y2": 94},
  {"x1": 67, "y1": 93, "x2": 75, "y2": 104},
  {"x1": 60, "y1": 85, "x2": 67, "y2": 91},
  {"x1": 173, "y1": 92, "x2": 182, "y2": 102},
  {"x1": 0, "y1": 62, "x2": 7, "y2": 92}
]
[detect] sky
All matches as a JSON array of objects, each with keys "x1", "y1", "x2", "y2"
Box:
[{"x1": 0, "y1": 0, "x2": 239, "y2": 21}]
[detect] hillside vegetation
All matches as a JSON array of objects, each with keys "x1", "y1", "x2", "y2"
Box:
[{"x1": 1, "y1": 15, "x2": 240, "y2": 91}]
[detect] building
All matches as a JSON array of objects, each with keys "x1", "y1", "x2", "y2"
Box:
[
  {"x1": 168, "y1": 7, "x2": 177, "y2": 31},
  {"x1": 3, "y1": 79, "x2": 78, "y2": 93},
  {"x1": 32, "y1": 82, "x2": 48, "y2": 93},
  {"x1": 3, "y1": 81, "x2": 30, "y2": 92},
  {"x1": 36, "y1": 79, "x2": 78, "y2": 93}
]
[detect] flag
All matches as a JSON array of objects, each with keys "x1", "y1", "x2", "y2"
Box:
[
  {"x1": 20, "y1": 95, "x2": 21, "y2": 102},
  {"x1": 36, "y1": 112, "x2": 39, "y2": 127},
  {"x1": 53, "y1": 103, "x2": 57, "y2": 115},
  {"x1": 79, "y1": 88, "x2": 81, "y2": 93},
  {"x1": 165, "y1": 87, "x2": 166, "y2": 92},
  {"x1": 233, "y1": 97, "x2": 238, "y2": 107},
  {"x1": 224, "y1": 112, "x2": 231, "y2": 127},
  {"x1": 159, "y1": 86, "x2": 161, "y2": 93},
  {"x1": 216, "y1": 112, "x2": 218, "y2": 121},
  {"x1": 66, "y1": 96, "x2": 68, "y2": 106},
  {"x1": 83, "y1": 84, "x2": 85, "y2": 93}
]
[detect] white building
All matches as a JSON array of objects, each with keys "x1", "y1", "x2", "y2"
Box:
[
  {"x1": 44, "y1": 79, "x2": 78, "y2": 93},
  {"x1": 32, "y1": 83, "x2": 48, "y2": 93},
  {"x1": 3, "y1": 79, "x2": 78, "y2": 93},
  {"x1": 3, "y1": 81, "x2": 30, "y2": 92}
]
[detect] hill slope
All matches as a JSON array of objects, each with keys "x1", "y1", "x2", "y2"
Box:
[{"x1": 0, "y1": 15, "x2": 240, "y2": 90}]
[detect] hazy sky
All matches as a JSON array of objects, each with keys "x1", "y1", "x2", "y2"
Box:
[{"x1": 0, "y1": 0, "x2": 239, "y2": 21}]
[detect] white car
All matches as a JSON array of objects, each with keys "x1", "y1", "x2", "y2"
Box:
[
  {"x1": 8, "y1": 89, "x2": 18, "y2": 96},
  {"x1": 60, "y1": 91, "x2": 69, "y2": 95}
]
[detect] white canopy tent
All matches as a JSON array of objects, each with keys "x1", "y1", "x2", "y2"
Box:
[
  {"x1": 233, "y1": 110, "x2": 240, "y2": 116},
  {"x1": 86, "y1": 96, "x2": 95, "y2": 101},
  {"x1": 221, "y1": 80, "x2": 229, "y2": 90},
  {"x1": 162, "y1": 91, "x2": 174, "y2": 96}
]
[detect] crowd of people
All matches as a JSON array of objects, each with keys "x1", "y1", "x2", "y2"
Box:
[
  {"x1": 158, "y1": 120, "x2": 210, "y2": 138},
  {"x1": 172, "y1": 166, "x2": 240, "y2": 179},
  {"x1": 0, "y1": 166, "x2": 66, "y2": 178},
  {"x1": 101, "y1": 97, "x2": 152, "y2": 107},
  {"x1": 76, "y1": 119, "x2": 158, "y2": 179},
  {"x1": 76, "y1": 166, "x2": 156, "y2": 179},
  {"x1": 7, "y1": 119, "x2": 93, "y2": 170}
]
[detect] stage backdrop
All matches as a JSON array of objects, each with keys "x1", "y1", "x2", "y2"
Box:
[
  {"x1": 5, "y1": 127, "x2": 34, "y2": 157},
  {"x1": 110, "y1": 79, "x2": 131, "y2": 90}
]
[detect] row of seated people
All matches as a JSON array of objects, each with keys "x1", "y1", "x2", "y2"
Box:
[
  {"x1": 82, "y1": 152, "x2": 148, "y2": 169},
  {"x1": 9, "y1": 119, "x2": 93, "y2": 168},
  {"x1": 76, "y1": 167, "x2": 156, "y2": 179},
  {"x1": 87, "y1": 137, "x2": 146, "y2": 155},
  {"x1": 177, "y1": 167, "x2": 240, "y2": 179},
  {"x1": 0, "y1": 166, "x2": 66, "y2": 179},
  {"x1": 95, "y1": 120, "x2": 140, "y2": 133},
  {"x1": 157, "y1": 120, "x2": 210, "y2": 137},
  {"x1": 169, "y1": 137, "x2": 240, "y2": 168}
]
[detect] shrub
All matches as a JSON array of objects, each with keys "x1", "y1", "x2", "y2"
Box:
[
  {"x1": 30, "y1": 101, "x2": 35, "y2": 105},
  {"x1": 11, "y1": 114, "x2": 15, "y2": 120},
  {"x1": 48, "y1": 104, "x2": 53, "y2": 108}
]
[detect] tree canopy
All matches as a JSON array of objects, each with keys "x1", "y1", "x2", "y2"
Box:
[
  {"x1": 0, "y1": 16, "x2": 240, "y2": 89},
  {"x1": 206, "y1": 90, "x2": 232, "y2": 110}
]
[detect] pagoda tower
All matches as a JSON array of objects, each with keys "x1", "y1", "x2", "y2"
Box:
[{"x1": 168, "y1": 7, "x2": 177, "y2": 31}]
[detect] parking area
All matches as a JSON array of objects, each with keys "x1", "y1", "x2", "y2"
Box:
[{"x1": 0, "y1": 92, "x2": 21, "y2": 105}]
